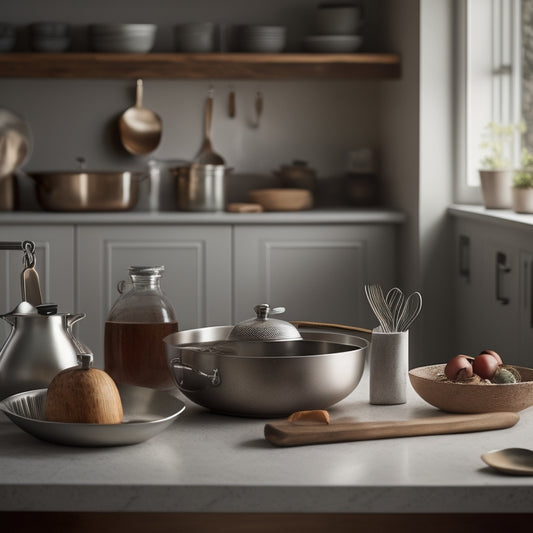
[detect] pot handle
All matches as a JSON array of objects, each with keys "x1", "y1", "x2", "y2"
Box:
[
  {"x1": 290, "y1": 321, "x2": 372, "y2": 343},
  {"x1": 170, "y1": 358, "x2": 220, "y2": 390}
]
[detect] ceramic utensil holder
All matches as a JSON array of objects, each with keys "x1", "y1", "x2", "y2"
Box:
[{"x1": 369, "y1": 327, "x2": 409, "y2": 405}]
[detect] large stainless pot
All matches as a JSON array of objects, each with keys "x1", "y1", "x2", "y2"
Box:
[
  {"x1": 26, "y1": 170, "x2": 145, "y2": 211},
  {"x1": 164, "y1": 322, "x2": 370, "y2": 418},
  {"x1": 170, "y1": 163, "x2": 231, "y2": 212}
]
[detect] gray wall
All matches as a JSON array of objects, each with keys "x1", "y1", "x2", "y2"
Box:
[{"x1": 1, "y1": 0, "x2": 387, "y2": 210}]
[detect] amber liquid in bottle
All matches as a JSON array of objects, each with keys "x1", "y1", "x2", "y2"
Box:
[{"x1": 104, "y1": 320, "x2": 179, "y2": 390}]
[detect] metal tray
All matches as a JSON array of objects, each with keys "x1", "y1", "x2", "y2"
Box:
[{"x1": 0, "y1": 384, "x2": 185, "y2": 447}]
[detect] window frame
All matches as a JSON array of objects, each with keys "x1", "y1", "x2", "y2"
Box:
[{"x1": 455, "y1": 0, "x2": 522, "y2": 204}]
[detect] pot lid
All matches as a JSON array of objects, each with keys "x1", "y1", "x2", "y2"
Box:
[{"x1": 227, "y1": 304, "x2": 302, "y2": 341}]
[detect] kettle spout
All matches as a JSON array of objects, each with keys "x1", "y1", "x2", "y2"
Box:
[{"x1": 66, "y1": 312, "x2": 86, "y2": 329}]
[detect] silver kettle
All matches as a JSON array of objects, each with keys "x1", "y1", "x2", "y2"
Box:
[{"x1": 0, "y1": 301, "x2": 85, "y2": 400}]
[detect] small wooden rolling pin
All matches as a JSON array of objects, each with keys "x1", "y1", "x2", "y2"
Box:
[{"x1": 264, "y1": 412, "x2": 520, "y2": 447}]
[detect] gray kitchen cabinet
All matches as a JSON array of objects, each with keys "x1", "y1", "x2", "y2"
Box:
[
  {"x1": 233, "y1": 224, "x2": 396, "y2": 328},
  {"x1": 0, "y1": 216, "x2": 400, "y2": 370},
  {"x1": 519, "y1": 251, "x2": 533, "y2": 360},
  {"x1": 0, "y1": 225, "x2": 75, "y2": 343},
  {"x1": 452, "y1": 217, "x2": 488, "y2": 355},
  {"x1": 76, "y1": 222, "x2": 398, "y2": 366},
  {"x1": 76, "y1": 225, "x2": 233, "y2": 367},
  {"x1": 452, "y1": 216, "x2": 531, "y2": 366}
]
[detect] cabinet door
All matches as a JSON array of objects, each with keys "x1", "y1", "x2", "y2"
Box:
[
  {"x1": 452, "y1": 219, "x2": 493, "y2": 354},
  {"x1": 233, "y1": 224, "x2": 396, "y2": 328},
  {"x1": 77, "y1": 225, "x2": 232, "y2": 367},
  {"x1": 480, "y1": 231, "x2": 520, "y2": 354},
  {"x1": 452, "y1": 218, "x2": 520, "y2": 359},
  {"x1": 0, "y1": 225, "x2": 75, "y2": 343},
  {"x1": 519, "y1": 251, "x2": 533, "y2": 367}
]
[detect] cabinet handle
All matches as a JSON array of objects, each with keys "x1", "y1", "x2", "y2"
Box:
[
  {"x1": 458, "y1": 235, "x2": 470, "y2": 281},
  {"x1": 496, "y1": 252, "x2": 511, "y2": 305},
  {"x1": 529, "y1": 259, "x2": 533, "y2": 328}
]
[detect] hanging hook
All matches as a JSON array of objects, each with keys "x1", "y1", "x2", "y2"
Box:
[
  {"x1": 254, "y1": 90, "x2": 263, "y2": 128},
  {"x1": 22, "y1": 240, "x2": 36, "y2": 268},
  {"x1": 228, "y1": 84, "x2": 236, "y2": 118}
]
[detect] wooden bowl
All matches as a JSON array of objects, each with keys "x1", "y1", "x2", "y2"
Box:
[
  {"x1": 248, "y1": 188, "x2": 313, "y2": 211},
  {"x1": 409, "y1": 364, "x2": 533, "y2": 413}
]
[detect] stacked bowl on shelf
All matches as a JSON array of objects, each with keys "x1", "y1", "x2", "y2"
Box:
[
  {"x1": 174, "y1": 22, "x2": 217, "y2": 52},
  {"x1": 238, "y1": 25, "x2": 286, "y2": 53},
  {"x1": 29, "y1": 22, "x2": 71, "y2": 52},
  {"x1": 304, "y1": 3, "x2": 363, "y2": 53},
  {"x1": 89, "y1": 24, "x2": 157, "y2": 53},
  {"x1": 0, "y1": 23, "x2": 16, "y2": 51}
]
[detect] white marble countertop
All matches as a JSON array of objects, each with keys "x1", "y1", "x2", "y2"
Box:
[
  {"x1": 0, "y1": 208, "x2": 405, "y2": 226},
  {"x1": 1, "y1": 368, "x2": 532, "y2": 514}
]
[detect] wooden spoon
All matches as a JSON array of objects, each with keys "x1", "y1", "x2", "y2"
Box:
[
  {"x1": 194, "y1": 89, "x2": 225, "y2": 165},
  {"x1": 119, "y1": 79, "x2": 162, "y2": 155},
  {"x1": 482, "y1": 448, "x2": 533, "y2": 475},
  {"x1": 265, "y1": 412, "x2": 519, "y2": 447}
]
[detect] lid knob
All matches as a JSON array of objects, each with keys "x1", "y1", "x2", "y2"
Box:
[{"x1": 228, "y1": 303, "x2": 302, "y2": 341}]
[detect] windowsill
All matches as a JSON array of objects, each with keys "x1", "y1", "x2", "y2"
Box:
[{"x1": 448, "y1": 204, "x2": 533, "y2": 231}]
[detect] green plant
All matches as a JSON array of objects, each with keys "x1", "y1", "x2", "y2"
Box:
[
  {"x1": 479, "y1": 121, "x2": 524, "y2": 170},
  {"x1": 513, "y1": 147, "x2": 533, "y2": 188},
  {"x1": 513, "y1": 172, "x2": 533, "y2": 188}
]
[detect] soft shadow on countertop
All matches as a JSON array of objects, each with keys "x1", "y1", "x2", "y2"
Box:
[{"x1": 239, "y1": 438, "x2": 275, "y2": 449}]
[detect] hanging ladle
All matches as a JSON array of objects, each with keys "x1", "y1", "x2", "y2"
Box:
[
  {"x1": 193, "y1": 88, "x2": 225, "y2": 166},
  {"x1": 118, "y1": 79, "x2": 162, "y2": 155}
]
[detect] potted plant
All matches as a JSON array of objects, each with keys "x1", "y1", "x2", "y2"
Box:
[
  {"x1": 479, "y1": 121, "x2": 523, "y2": 209},
  {"x1": 512, "y1": 148, "x2": 533, "y2": 213}
]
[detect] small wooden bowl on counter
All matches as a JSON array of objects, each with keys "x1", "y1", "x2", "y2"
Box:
[
  {"x1": 409, "y1": 363, "x2": 533, "y2": 413},
  {"x1": 248, "y1": 188, "x2": 313, "y2": 211}
]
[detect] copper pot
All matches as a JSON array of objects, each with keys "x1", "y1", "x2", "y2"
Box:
[
  {"x1": 274, "y1": 160, "x2": 317, "y2": 192},
  {"x1": 26, "y1": 170, "x2": 145, "y2": 212}
]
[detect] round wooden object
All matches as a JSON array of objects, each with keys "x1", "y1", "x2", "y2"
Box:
[{"x1": 45, "y1": 354, "x2": 123, "y2": 424}]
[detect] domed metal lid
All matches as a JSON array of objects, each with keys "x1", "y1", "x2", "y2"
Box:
[{"x1": 227, "y1": 304, "x2": 302, "y2": 341}]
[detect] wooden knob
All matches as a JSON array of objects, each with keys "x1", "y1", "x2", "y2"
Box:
[{"x1": 45, "y1": 354, "x2": 123, "y2": 424}]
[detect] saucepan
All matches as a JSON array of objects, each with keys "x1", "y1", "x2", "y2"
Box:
[{"x1": 164, "y1": 304, "x2": 370, "y2": 417}]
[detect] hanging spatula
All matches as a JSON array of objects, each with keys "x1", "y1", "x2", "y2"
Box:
[{"x1": 20, "y1": 240, "x2": 43, "y2": 306}]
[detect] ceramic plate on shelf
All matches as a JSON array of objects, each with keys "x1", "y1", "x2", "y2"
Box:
[{"x1": 0, "y1": 384, "x2": 185, "y2": 447}]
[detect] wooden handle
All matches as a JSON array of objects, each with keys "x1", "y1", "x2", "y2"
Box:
[
  {"x1": 135, "y1": 78, "x2": 143, "y2": 107},
  {"x1": 264, "y1": 412, "x2": 520, "y2": 447},
  {"x1": 291, "y1": 321, "x2": 372, "y2": 341},
  {"x1": 205, "y1": 94, "x2": 213, "y2": 140},
  {"x1": 228, "y1": 89, "x2": 236, "y2": 118},
  {"x1": 227, "y1": 202, "x2": 263, "y2": 213}
]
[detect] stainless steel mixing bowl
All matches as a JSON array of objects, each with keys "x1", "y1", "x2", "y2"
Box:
[{"x1": 164, "y1": 323, "x2": 369, "y2": 417}]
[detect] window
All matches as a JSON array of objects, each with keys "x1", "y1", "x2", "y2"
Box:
[
  {"x1": 522, "y1": 0, "x2": 533, "y2": 150},
  {"x1": 457, "y1": 0, "x2": 521, "y2": 203}
]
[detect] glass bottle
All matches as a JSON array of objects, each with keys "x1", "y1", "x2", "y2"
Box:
[{"x1": 104, "y1": 266, "x2": 178, "y2": 390}]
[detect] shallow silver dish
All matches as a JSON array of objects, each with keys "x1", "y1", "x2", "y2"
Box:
[{"x1": 0, "y1": 384, "x2": 185, "y2": 447}]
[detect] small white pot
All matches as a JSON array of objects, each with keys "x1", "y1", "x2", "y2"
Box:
[
  {"x1": 479, "y1": 169, "x2": 514, "y2": 209},
  {"x1": 512, "y1": 187, "x2": 533, "y2": 214}
]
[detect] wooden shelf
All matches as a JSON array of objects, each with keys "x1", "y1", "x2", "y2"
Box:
[{"x1": 0, "y1": 52, "x2": 401, "y2": 80}]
